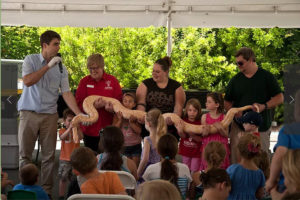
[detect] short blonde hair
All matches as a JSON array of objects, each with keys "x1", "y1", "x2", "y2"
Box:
[
  {"x1": 87, "y1": 53, "x2": 105, "y2": 68},
  {"x1": 282, "y1": 149, "x2": 300, "y2": 191},
  {"x1": 136, "y1": 180, "x2": 181, "y2": 200}
]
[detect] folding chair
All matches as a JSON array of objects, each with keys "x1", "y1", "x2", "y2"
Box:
[
  {"x1": 99, "y1": 170, "x2": 137, "y2": 190},
  {"x1": 7, "y1": 190, "x2": 37, "y2": 200},
  {"x1": 67, "y1": 194, "x2": 135, "y2": 200}
]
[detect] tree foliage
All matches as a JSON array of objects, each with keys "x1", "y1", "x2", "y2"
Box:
[{"x1": 2, "y1": 26, "x2": 300, "y2": 123}]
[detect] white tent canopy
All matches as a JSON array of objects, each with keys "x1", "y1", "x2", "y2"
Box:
[{"x1": 2, "y1": 0, "x2": 300, "y2": 28}]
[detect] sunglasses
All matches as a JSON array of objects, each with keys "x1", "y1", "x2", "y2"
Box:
[{"x1": 236, "y1": 61, "x2": 244, "y2": 66}]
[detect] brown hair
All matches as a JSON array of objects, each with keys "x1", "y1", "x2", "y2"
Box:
[
  {"x1": 235, "y1": 47, "x2": 256, "y2": 62},
  {"x1": 155, "y1": 56, "x2": 172, "y2": 72},
  {"x1": 19, "y1": 164, "x2": 39, "y2": 185},
  {"x1": 146, "y1": 108, "x2": 167, "y2": 145},
  {"x1": 87, "y1": 53, "x2": 105, "y2": 69},
  {"x1": 183, "y1": 98, "x2": 202, "y2": 121},
  {"x1": 282, "y1": 149, "x2": 300, "y2": 191},
  {"x1": 254, "y1": 150, "x2": 270, "y2": 179},
  {"x1": 157, "y1": 134, "x2": 179, "y2": 191},
  {"x1": 136, "y1": 180, "x2": 181, "y2": 200},
  {"x1": 40, "y1": 30, "x2": 61, "y2": 49},
  {"x1": 238, "y1": 134, "x2": 261, "y2": 160},
  {"x1": 200, "y1": 168, "x2": 231, "y2": 189},
  {"x1": 207, "y1": 92, "x2": 224, "y2": 114},
  {"x1": 99, "y1": 126, "x2": 124, "y2": 171},
  {"x1": 63, "y1": 108, "x2": 75, "y2": 120},
  {"x1": 70, "y1": 147, "x2": 97, "y2": 175},
  {"x1": 204, "y1": 141, "x2": 226, "y2": 169},
  {"x1": 123, "y1": 92, "x2": 137, "y2": 103}
]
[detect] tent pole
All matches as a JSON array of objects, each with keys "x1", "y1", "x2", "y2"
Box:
[{"x1": 167, "y1": 10, "x2": 172, "y2": 56}]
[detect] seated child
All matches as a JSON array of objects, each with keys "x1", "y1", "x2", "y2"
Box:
[
  {"x1": 143, "y1": 134, "x2": 192, "y2": 198},
  {"x1": 70, "y1": 146, "x2": 126, "y2": 195},
  {"x1": 13, "y1": 164, "x2": 49, "y2": 200},
  {"x1": 136, "y1": 180, "x2": 182, "y2": 200},
  {"x1": 58, "y1": 108, "x2": 83, "y2": 200}
]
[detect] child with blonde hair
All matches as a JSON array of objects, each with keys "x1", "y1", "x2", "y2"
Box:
[
  {"x1": 271, "y1": 149, "x2": 300, "y2": 200},
  {"x1": 174, "y1": 98, "x2": 202, "y2": 172},
  {"x1": 136, "y1": 180, "x2": 181, "y2": 200},
  {"x1": 227, "y1": 134, "x2": 265, "y2": 200},
  {"x1": 137, "y1": 108, "x2": 167, "y2": 180},
  {"x1": 200, "y1": 92, "x2": 230, "y2": 170},
  {"x1": 192, "y1": 141, "x2": 226, "y2": 198},
  {"x1": 113, "y1": 92, "x2": 142, "y2": 167}
]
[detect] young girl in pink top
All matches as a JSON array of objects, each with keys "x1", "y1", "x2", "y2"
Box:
[
  {"x1": 199, "y1": 93, "x2": 230, "y2": 170},
  {"x1": 175, "y1": 98, "x2": 202, "y2": 172}
]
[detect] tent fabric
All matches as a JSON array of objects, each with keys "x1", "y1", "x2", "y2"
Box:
[{"x1": 2, "y1": 0, "x2": 300, "y2": 27}]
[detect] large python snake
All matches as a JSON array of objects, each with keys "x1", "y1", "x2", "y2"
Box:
[{"x1": 72, "y1": 95, "x2": 254, "y2": 143}]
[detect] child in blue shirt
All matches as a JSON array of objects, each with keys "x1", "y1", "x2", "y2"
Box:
[{"x1": 13, "y1": 164, "x2": 49, "y2": 200}]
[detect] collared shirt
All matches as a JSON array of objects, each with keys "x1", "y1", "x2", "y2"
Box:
[
  {"x1": 75, "y1": 73, "x2": 122, "y2": 137},
  {"x1": 17, "y1": 53, "x2": 70, "y2": 114}
]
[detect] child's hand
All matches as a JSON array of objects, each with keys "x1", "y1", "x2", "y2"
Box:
[
  {"x1": 116, "y1": 111, "x2": 123, "y2": 120},
  {"x1": 175, "y1": 120, "x2": 184, "y2": 135},
  {"x1": 213, "y1": 122, "x2": 226, "y2": 135},
  {"x1": 202, "y1": 125, "x2": 210, "y2": 136},
  {"x1": 165, "y1": 117, "x2": 174, "y2": 126},
  {"x1": 270, "y1": 187, "x2": 288, "y2": 200}
]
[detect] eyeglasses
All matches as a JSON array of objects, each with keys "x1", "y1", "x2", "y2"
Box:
[{"x1": 236, "y1": 61, "x2": 244, "y2": 66}]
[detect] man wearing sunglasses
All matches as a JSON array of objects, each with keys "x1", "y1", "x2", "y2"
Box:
[{"x1": 224, "y1": 47, "x2": 284, "y2": 164}]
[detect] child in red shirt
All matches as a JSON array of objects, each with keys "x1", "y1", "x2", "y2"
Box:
[{"x1": 175, "y1": 98, "x2": 202, "y2": 172}]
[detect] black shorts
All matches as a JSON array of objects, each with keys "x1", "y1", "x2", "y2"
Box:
[{"x1": 123, "y1": 143, "x2": 142, "y2": 157}]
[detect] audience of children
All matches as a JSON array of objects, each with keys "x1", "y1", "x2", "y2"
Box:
[
  {"x1": 137, "y1": 108, "x2": 167, "y2": 180},
  {"x1": 97, "y1": 125, "x2": 138, "y2": 179},
  {"x1": 199, "y1": 168, "x2": 231, "y2": 200},
  {"x1": 143, "y1": 134, "x2": 192, "y2": 198},
  {"x1": 70, "y1": 146, "x2": 126, "y2": 195},
  {"x1": 192, "y1": 141, "x2": 226, "y2": 197},
  {"x1": 112, "y1": 92, "x2": 142, "y2": 167},
  {"x1": 13, "y1": 164, "x2": 49, "y2": 200},
  {"x1": 226, "y1": 134, "x2": 265, "y2": 200},
  {"x1": 12, "y1": 90, "x2": 300, "y2": 200},
  {"x1": 136, "y1": 180, "x2": 182, "y2": 200},
  {"x1": 200, "y1": 92, "x2": 230, "y2": 170},
  {"x1": 58, "y1": 108, "x2": 83, "y2": 200},
  {"x1": 175, "y1": 98, "x2": 202, "y2": 172}
]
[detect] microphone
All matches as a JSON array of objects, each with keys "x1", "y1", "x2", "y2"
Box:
[{"x1": 57, "y1": 53, "x2": 63, "y2": 73}]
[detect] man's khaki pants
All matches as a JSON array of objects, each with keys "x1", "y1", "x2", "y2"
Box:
[
  {"x1": 18, "y1": 111, "x2": 58, "y2": 195},
  {"x1": 229, "y1": 121, "x2": 271, "y2": 164}
]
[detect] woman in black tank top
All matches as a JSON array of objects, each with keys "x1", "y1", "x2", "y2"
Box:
[{"x1": 135, "y1": 56, "x2": 186, "y2": 140}]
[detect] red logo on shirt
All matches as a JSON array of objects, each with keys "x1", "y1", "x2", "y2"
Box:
[{"x1": 105, "y1": 80, "x2": 112, "y2": 90}]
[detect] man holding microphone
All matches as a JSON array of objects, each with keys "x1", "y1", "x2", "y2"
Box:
[{"x1": 17, "y1": 30, "x2": 82, "y2": 198}]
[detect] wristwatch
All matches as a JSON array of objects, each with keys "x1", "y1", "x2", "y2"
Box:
[{"x1": 264, "y1": 103, "x2": 268, "y2": 110}]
